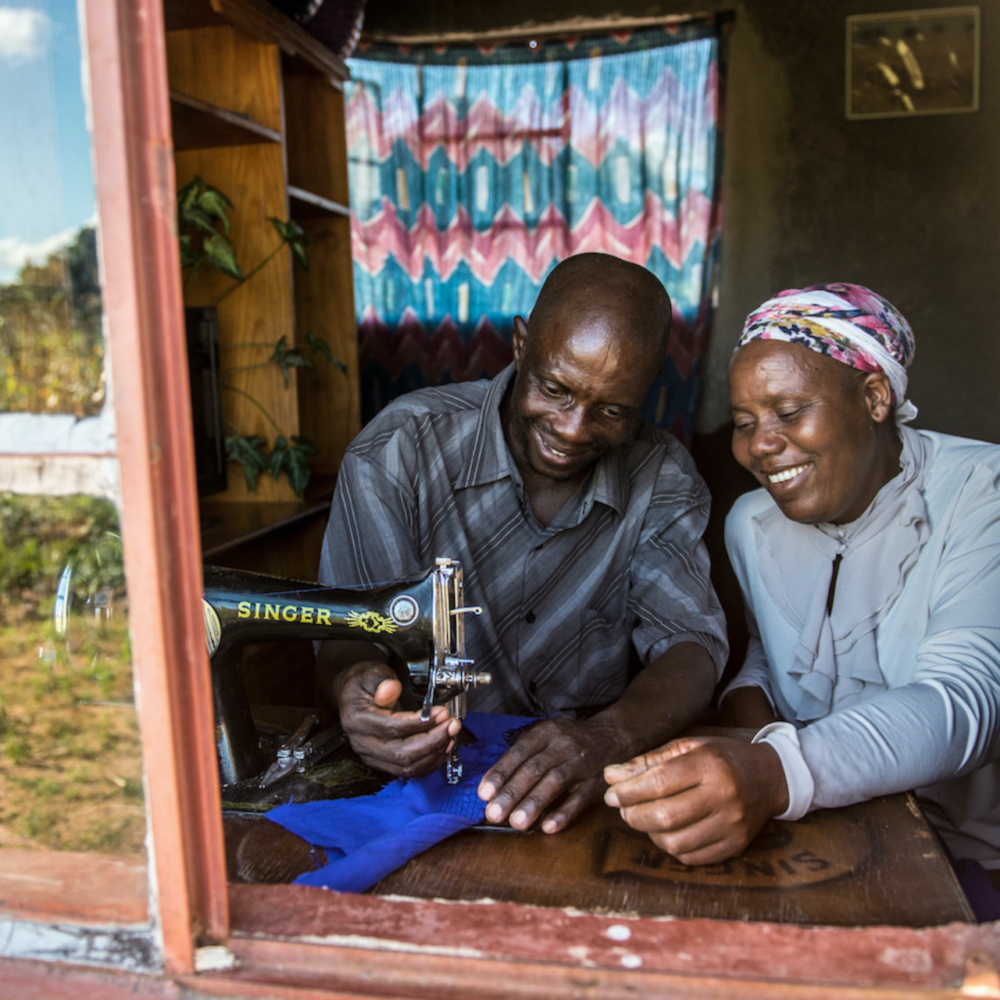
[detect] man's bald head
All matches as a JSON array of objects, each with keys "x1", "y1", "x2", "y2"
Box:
[
  {"x1": 527, "y1": 254, "x2": 673, "y2": 371},
  {"x1": 504, "y1": 255, "x2": 675, "y2": 489}
]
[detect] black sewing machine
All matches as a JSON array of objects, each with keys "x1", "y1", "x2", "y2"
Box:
[{"x1": 202, "y1": 558, "x2": 491, "y2": 806}]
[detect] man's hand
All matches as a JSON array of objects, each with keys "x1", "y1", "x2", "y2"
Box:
[
  {"x1": 336, "y1": 660, "x2": 461, "y2": 778},
  {"x1": 476, "y1": 642, "x2": 719, "y2": 837},
  {"x1": 603, "y1": 736, "x2": 789, "y2": 865},
  {"x1": 477, "y1": 716, "x2": 626, "y2": 834}
]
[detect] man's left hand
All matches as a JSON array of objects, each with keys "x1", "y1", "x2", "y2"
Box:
[{"x1": 477, "y1": 717, "x2": 624, "y2": 834}]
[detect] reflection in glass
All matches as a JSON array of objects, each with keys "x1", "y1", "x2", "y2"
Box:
[
  {"x1": 0, "y1": 493, "x2": 143, "y2": 857},
  {"x1": 0, "y1": 2, "x2": 104, "y2": 415}
]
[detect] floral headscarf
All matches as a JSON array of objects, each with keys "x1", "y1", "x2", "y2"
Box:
[{"x1": 735, "y1": 282, "x2": 918, "y2": 423}]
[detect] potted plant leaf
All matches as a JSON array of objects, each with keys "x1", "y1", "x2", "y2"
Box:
[{"x1": 177, "y1": 175, "x2": 345, "y2": 498}]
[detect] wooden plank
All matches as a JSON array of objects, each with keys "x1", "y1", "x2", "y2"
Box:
[
  {"x1": 227, "y1": 887, "x2": 999, "y2": 995},
  {"x1": 288, "y1": 186, "x2": 351, "y2": 219},
  {"x1": 86, "y1": 0, "x2": 230, "y2": 970},
  {"x1": 293, "y1": 214, "x2": 361, "y2": 477},
  {"x1": 0, "y1": 848, "x2": 148, "y2": 925},
  {"x1": 210, "y1": 0, "x2": 349, "y2": 83},
  {"x1": 220, "y1": 723, "x2": 972, "y2": 927}
]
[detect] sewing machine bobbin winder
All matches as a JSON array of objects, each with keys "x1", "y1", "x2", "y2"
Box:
[{"x1": 201, "y1": 558, "x2": 491, "y2": 804}]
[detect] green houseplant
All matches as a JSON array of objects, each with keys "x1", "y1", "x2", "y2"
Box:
[{"x1": 177, "y1": 175, "x2": 345, "y2": 497}]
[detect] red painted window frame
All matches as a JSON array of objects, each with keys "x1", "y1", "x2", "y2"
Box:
[
  {"x1": 23, "y1": 0, "x2": 994, "y2": 995},
  {"x1": 83, "y1": 0, "x2": 227, "y2": 972}
]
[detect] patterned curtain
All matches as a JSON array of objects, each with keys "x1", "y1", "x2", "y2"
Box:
[{"x1": 346, "y1": 19, "x2": 722, "y2": 441}]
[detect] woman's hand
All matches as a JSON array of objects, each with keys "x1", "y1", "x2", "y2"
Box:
[{"x1": 604, "y1": 735, "x2": 789, "y2": 865}]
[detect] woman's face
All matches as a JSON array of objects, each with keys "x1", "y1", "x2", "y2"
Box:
[{"x1": 728, "y1": 340, "x2": 898, "y2": 525}]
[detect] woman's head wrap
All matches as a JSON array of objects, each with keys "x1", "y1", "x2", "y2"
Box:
[{"x1": 735, "y1": 282, "x2": 917, "y2": 423}]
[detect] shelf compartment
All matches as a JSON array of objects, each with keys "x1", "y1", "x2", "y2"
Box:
[
  {"x1": 165, "y1": 20, "x2": 284, "y2": 135},
  {"x1": 284, "y1": 60, "x2": 350, "y2": 207},
  {"x1": 288, "y1": 186, "x2": 351, "y2": 220},
  {"x1": 170, "y1": 90, "x2": 282, "y2": 151}
]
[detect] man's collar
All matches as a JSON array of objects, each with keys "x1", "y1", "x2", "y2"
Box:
[
  {"x1": 454, "y1": 364, "x2": 516, "y2": 489},
  {"x1": 589, "y1": 439, "x2": 630, "y2": 518},
  {"x1": 454, "y1": 363, "x2": 631, "y2": 516}
]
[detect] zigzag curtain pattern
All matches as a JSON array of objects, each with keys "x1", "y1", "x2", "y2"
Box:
[{"x1": 345, "y1": 19, "x2": 722, "y2": 440}]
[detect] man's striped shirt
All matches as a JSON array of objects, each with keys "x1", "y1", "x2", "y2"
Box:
[{"x1": 319, "y1": 365, "x2": 728, "y2": 718}]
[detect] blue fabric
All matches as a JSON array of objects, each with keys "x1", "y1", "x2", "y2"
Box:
[{"x1": 267, "y1": 712, "x2": 534, "y2": 892}]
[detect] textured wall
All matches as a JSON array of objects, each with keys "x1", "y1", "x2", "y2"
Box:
[
  {"x1": 707, "y1": 1, "x2": 999, "y2": 443},
  {"x1": 360, "y1": 0, "x2": 1000, "y2": 442}
]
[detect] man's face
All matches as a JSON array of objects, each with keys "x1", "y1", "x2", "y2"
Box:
[{"x1": 504, "y1": 311, "x2": 660, "y2": 485}]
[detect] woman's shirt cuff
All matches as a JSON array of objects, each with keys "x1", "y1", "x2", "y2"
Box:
[{"x1": 752, "y1": 721, "x2": 816, "y2": 821}]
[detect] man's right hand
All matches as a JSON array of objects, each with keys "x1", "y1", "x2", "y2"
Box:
[{"x1": 336, "y1": 660, "x2": 461, "y2": 778}]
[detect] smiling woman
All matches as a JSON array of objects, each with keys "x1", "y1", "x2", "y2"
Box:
[
  {"x1": 609, "y1": 282, "x2": 1000, "y2": 919},
  {"x1": 728, "y1": 326, "x2": 901, "y2": 526}
]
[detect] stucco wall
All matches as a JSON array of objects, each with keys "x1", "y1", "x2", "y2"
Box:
[
  {"x1": 707, "y1": 1, "x2": 998, "y2": 443},
  {"x1": 361, "y1": 0, "x2": 999, "y2": 442}
]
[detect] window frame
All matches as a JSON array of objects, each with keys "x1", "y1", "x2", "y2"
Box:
[
  {"x1": 4, "y1": 0, "x2": 995, "y2": 994},
  {"x1": 82, "y1": 0, "x2": 227, "y2": 972}
]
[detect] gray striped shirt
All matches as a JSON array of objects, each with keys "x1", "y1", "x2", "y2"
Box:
[{"x1": 319, "y1": 365, "x2": 727, "y2": 718}]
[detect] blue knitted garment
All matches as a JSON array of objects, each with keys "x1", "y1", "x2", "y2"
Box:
[{"x1": 267, "y1": 712, "x2": 533, "y2": 892}]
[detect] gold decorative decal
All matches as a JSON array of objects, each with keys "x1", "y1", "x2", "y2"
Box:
[{"x1": 346, "y1": 610, "x2": 399, "y2": 634}]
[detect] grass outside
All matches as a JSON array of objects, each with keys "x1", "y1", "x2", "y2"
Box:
[{"x1": 0, "y1": 592, "x2": 145, "y2": 858}]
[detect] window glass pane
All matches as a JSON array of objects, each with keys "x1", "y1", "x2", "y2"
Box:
[
  {"x1": 0, "y1": 493, "x2": 144, "y2": 860},
  {"x1": 0, "y1": 1, "x2": 104, "y2": 416}
]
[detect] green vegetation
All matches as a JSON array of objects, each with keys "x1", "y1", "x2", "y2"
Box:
[
  {"x1": 0, "y1": 493, "x2": 120, "y2": 623},
  {"x1": 0, "y1": 226, "x2": 104, "y2": 416},
  {"x1": 178, "y1": 175, "x2": 310, "y2": 301},
  {"x1": 0, "y1": 495, "x2": 144, "y2": 857},
  {"x1": 178, "y1": 175, "x2": 346, "y2": 496}
]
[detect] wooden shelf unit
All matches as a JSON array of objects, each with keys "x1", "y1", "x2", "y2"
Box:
[{"x1": 165, "y1": 0, "x2": 360, "y2": 512}]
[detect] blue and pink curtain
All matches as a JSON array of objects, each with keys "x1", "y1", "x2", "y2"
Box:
[{"x1": 345, "y1": 19, "x2": 722, "y2": 441}]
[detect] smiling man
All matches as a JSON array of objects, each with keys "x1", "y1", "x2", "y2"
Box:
[{"x1": 316, "y1": 253, "x2": 727, "y2": 835}]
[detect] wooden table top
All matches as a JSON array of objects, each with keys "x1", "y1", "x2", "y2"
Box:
[
  {"x1": 222, "y1": 719, "x2": 974, "y2": 927},
  {"x1": 370, "y1": 792, "x2": 973, "y2": 927}
]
